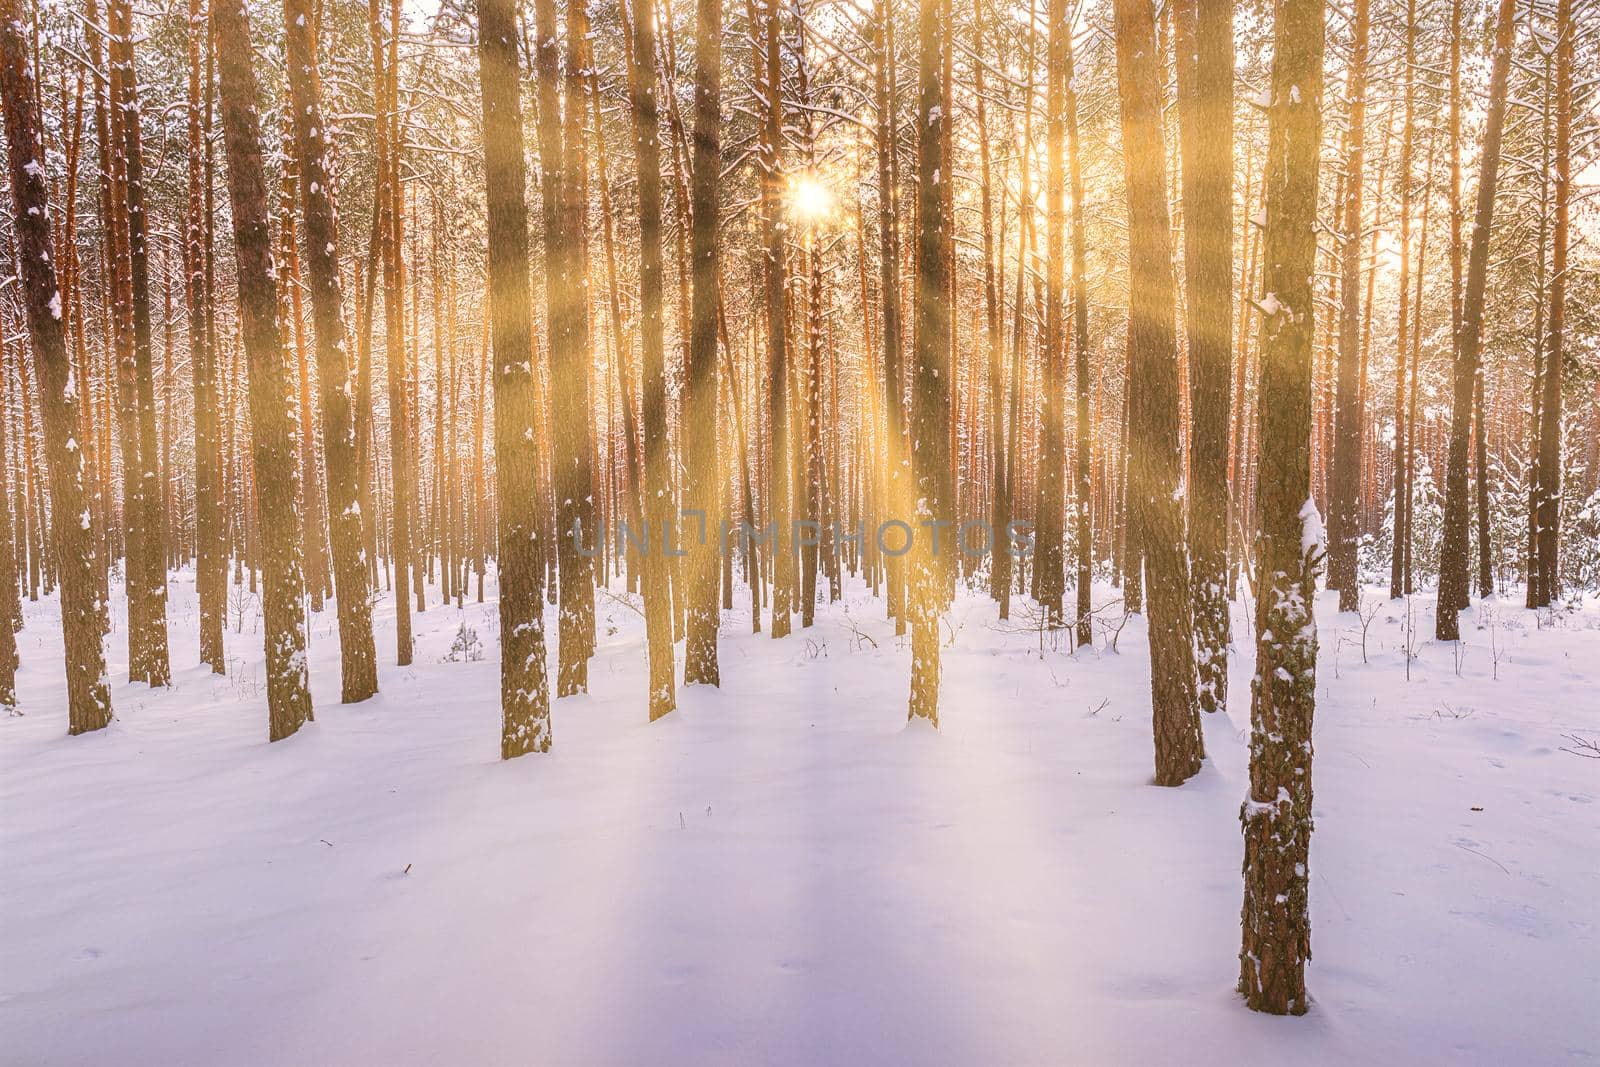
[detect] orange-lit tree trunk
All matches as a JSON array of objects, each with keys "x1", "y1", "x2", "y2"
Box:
[
  {"x1": 478, "y1": 0, "x2": 552, "y2": 757},
  {"x1": 212, "y1": 0, "x2": 313, "y2": 741},
  {"x1": 683, "y1": 0, "x2": 724, "y2": 685},
  {"x1": 108, "y1": 0, "x2": 172, "y2": 685},
  {"x1": 1437, "y1": 0, "x2": 1515, "y2": 641},
  {"x1": 1113, "y1": 0, "x2": 1202, "y2": 784},
  {"x1": 285, "y1": 0, "x2": 378, "y2": 701},
  {"x1": 1, "y1": 5, "x2": 113, "y2": 730},
  {"x1": 371, "y1": 0, "x2": 414, "y2": 664},
  {"x1": 1174, "y1": 0, "x2": 1233, "y2": 705},
  {"x1": 907, "y1": 0, "x2": 950, "y2": 726},
  {"x1": 1533, "y1": 0, "x2": 1570, "y2": 606},
  {"x1": 629, "y1": 0, "x2": 677, "y2": 720},
  {"x1": 1327, "y1": 0, "x2": 1369, "y2": 610}
]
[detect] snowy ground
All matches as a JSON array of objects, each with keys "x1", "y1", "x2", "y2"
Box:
[{"x1": 2, "y1": 568, "x2": 1597, "y2": 1064}]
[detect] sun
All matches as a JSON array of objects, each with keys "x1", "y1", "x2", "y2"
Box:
[{"x1": 788, "y1": 174, "x2": 834, "y2": 224}]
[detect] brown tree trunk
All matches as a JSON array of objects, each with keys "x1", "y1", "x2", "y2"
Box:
[
  {"x1": 285, "y1": 0, "x2": 378, "y2": 701},
  {"x1": 1113, "y1": 0, "x2": 1202, "y2": 785},
  {"x1": 1390, "y1": 0, "x2": 1416, "y2": 600},
  {"x1": 477, "y1": 0, "x2": 552, "y2": 757},
  {"x1": 1437, "y1": 0, "x2": 1515, "y2": 641},
  {"x1": 761, "y1": 0, "x2": 793, "y2": 640},
  {"x1": 1534, "y1": 0, "x2": 1571, "y2": 605},
  {"x1": 1239, "y1": 0, "x2": 1322, "y2": 1012},
  {"x1": 1, "y1": 7, "x2": 112, "y2": 730},
  {"x1": 1036, "y1": 0, "x2": 1067, "y2": 623},
  {"x1": 0, "y1": 335, "x2": 21, "y2": 705},
  {"x1": 371, "y1": 0, "x2": 414, "y2": 664},
  {"x1": 907, "y1": 0, "x2": 950, "y2": 727},
  {"x1": 629, "y1": 0, "x2": 677, "y2": 721},
  {"x1": 1064, "y1": 27, "x2": 1093, "y2": 646},
  {"x1": 873, "y1": 0, "x2": 906, "y2": 634},
  {"x1": 212, "y1": 0, "x2": 313, "y2": 741},
  {"x1": 1327, "y1": 0, "x2": 1369, "y2": 610},
  {"x1": 1174, "y1": 0, "x2": 1233, "y2": 704},
  {"x1": 107, "y1": 0, "x2": 171, "y2": 686},
  {"x1": 683, "y1": 0, "x2": 723, "y2": 685}
]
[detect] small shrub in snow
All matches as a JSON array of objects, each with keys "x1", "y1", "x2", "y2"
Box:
[{"x1": 444, "y1": 620, "x2": 484, "y2": 663}]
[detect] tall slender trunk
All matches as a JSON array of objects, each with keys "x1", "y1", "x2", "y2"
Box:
[
  {"x1": 1239, "y1": 0, "x2": 1322, "y2": 1012},
  {"x1": 211, "y1": 0, "x2": 313, "y2": 741},
  {"x1": 1114, "y1": 0, "x2": 1202, "y2": 784},
  {"x1": 976, "y1": 1, "x2": 1009, "y2": 620},
  {"x1": 629, "y1": 0, "x2": 677, "y2": 721},
  {"x1": 1327, "y1": 0, "x2": 1368, "y2": 610},
  {"x1": 1037, "y1": 0, "x2": 1067, "y2": 623},
  {"x1": 372, "y1": 0, "x2": 413, "y2": 664},
  {"x1": 761, "y1": 0, "x2": 793, "y2": 639},
  {"x1": 684, "y1": 0, "x2": 724, "y2": 684},
  {"x1": 1, "y1": 6, "x2": 113, "y2": 731},
  {"x1": 1174, "y1": 0, "x2": 1233, "y2": 705},
  {"x1": 107, "y1": 0, "x2": 171, "y2": 686},
  {"x1": 1390, "y1": 0, "x2": 1416, "y2": 600},
  {"x1": 907, "y1": 0, "x2": 950, "y2": 726},
  {"x1": 873, "y1": 0, "x2": 906, "y2": 632},
  {"x1": 1534, "y1": 0, "x2": 1571, "y2": 604},
  {"x1": 0, "y1": 338, "x2": 16, "y2": 705},
  {"x1": 1437, "y1": 0, "x2": 1516, "y2": 641},
  {"x1": 285, "y1": 0, "x2": 377, "y2": 701},
  {"x1": 477, "y1": 0, "x2": 552, "y2": 757}
]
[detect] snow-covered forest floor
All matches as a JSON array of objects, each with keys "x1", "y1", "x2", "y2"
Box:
[{"x1": 3, "y1": 571, "x2": 1597, "y2": 1064}]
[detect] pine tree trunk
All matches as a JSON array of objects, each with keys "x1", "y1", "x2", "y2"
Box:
[
  {"x1": 1327, "y1": 0, "x2": 1368, "y2": 611},
  {"x1": 285, "y1": 0, "x2": 378, "y2": 702},
  {"x1": 1390, "y1": 0, "x2": 1416, "y2": 601},
  {"x1": 1239, "y1": 0, "x2": 1322, "y2": 1012},
  {"x1": 683, "y1": 0, "x2": 723, "y2": 685},
  {"x1": 761, "y1": 0, "x2": 793, "y2": 640},
  {"x1": 531, "y1": 0, "x2": 596, "y2": 698},
  {"x1": 1036, "y1": 0, "x2": 1067, "y2": 624},
  {"x1": 477, "y1": 0, "x2": 552, "y2": 757},
  {"x1": 108, "y1": 0, "x2": 171, "y2": 686},
  {"x1": 1113, "y1": 0, "x2": 1202, "y2": 784},
  {"x1": 1534, "y1": 0, "x2": 1570, "y2": 605},
  {"x1": 908, "y1": 0, "x2": 950, "y2": 726},
  {"x1": 1, "y1": 4, "x2": 113, "y2": 732},
  {"x1": 630, "y1": 0, "x2": 677, "y2": 721},
  {"x1": 1174, "y1": 0, "x2": 1233, "y2": 705},
  {"x1": 1437, "y1": 0, "x2": 1515, "y2": 641},
  {"x1": 1063, "y1": 28, "x2": 1094, "y2": 646},
  {"x1": 212, "y1": 0, "x2": 313, "y2": 742},
  {"x1": 0, "y1": 336, "x2": 21, "y2": 705},
  {"x1": 873, "y1": 0, "x2": 906, "y2": 633},
  {"x1": 371, "y1": 0, "x2": 413, "y2": 665}
]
